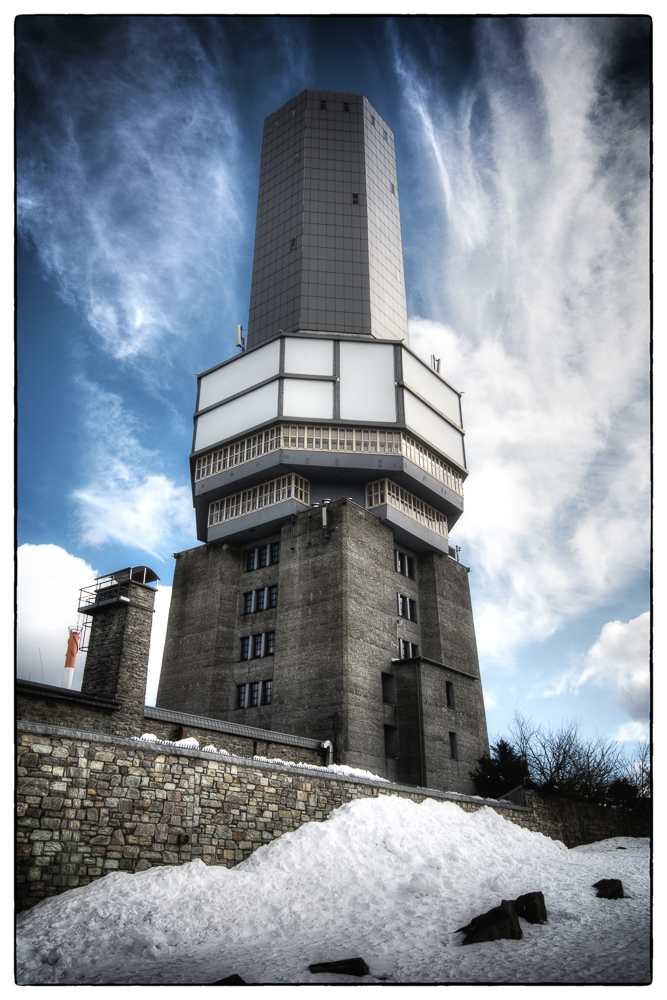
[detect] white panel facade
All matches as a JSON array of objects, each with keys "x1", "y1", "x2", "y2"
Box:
[
  {"x1": 284, "y1": 337, "x2": 334, "y2": 376},
  {"x1": 194, "y1": 382, "x2": 279, "y2": 451},
  {"x1": 339, "y1": 341, "x2": 396, "y2": 422},
  {"x1": 403, "y1": 392, "x2": 465, "y2": 467},
  {"x1": 282, "y1": 378, "x2": 334, "y2": 419},
  {"x1": 401, "y1": 350, "x2": 461, "y2": 427},
  {"x1": 198, "y1": 340, "x2": 280, "y2": 411}
]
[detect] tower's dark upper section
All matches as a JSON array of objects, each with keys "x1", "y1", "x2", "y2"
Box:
[{"x1": 247, "y1": 90, "x2": 409, "y2": 348}]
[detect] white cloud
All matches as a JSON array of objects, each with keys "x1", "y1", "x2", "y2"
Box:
[
  {"x1": 17, "y1": 544, "x2": 97, "y2": 687},
  {"x1": 398, "y1": 19, "x2": 649, "y2": 667},
  {"x1": 144, "y1": 585, "x2": 172, "y2": 707},
  {"x1": 72, "y1": 379, "x2": 196, "y2": 558},
  {"x1": 17, "y1": 543, "x2": 171, "y2": 706},
  {"x1": 579, "y1": 613, "x2": 650, "y2": 721},
  {"x1": 614, "y1": 720, "x2": 649, "y2": 743}
]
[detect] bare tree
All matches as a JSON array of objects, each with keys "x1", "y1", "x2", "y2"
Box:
[{"x1": 508, "y1": 712, "x2": 629, "y2": 803}]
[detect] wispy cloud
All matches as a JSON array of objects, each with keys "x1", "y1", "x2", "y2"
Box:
[
  {"x1": 71, "y1": 379, "x2": 195, "y2": 558},
  {"x1": 17, "y1": 17, "x2": 243, "y2": 364},
  {"x1": 395, "y1": 19, "x2": 649, "y2": 666}
]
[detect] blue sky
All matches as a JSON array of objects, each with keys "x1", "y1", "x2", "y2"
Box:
[{"x1": 15, "y1": 15, "x2": 650, "y2": 751}]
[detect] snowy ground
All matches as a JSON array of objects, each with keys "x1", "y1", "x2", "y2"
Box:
[{"x1": 15, "y1": 796, "x2": 650, "y2": 986}]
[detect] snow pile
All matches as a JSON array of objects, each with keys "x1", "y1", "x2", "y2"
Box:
[{"x1": 15, "y1": 797, "x2": 650, "y2": 985}]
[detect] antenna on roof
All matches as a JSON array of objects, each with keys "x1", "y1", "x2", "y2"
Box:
[{"x1": 235, "y1": 324, "x2": 246, "y2": 352}]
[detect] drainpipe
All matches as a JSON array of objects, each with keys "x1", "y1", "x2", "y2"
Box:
[{"x1": 321, "y1": 740, "x2": 334, "y2": 767}]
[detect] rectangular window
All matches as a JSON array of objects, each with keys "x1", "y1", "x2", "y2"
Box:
[
  {"x1": 290, "y1": 238, "x2": 296, "y2": 251},
  {"x1": 236, "y1": 683, "x2": 247, "y2": 709},
  {"x1": 253, "y1": 634, "x2": 263, "y2": 658},
  {"x1": 446, "y1": 681, "x2": 455, "y2": 709},
  {"x1": 245, "y1": 550, "x2": 256, "y2": 572},
  {"x1": 399, "y1": 639, "x2": 419, "y2": 660},
  {"x1": 394, "y1": 550, "x2": 415, "y2": 579},
  {"x1": 383, "y1": 129, "x2": 388, "y2": 141},
  {"x1": 259, "y1": 545, "x2": 268, "y2": 568},
  {"x1": 371, "y1": 115, "x2": 375, "y2": 127},
  {"x1": 240, "y1": 637, "x2": 250, "y2": 661},
  {"x1": 270, "y1": 542, "x2": 280, "y2": 565},
  {"x1": 269, "y1": 584, "x2": 278, "y2": 608},
  {"x1": 243, "y1": 592, "x2": 253, "y2": 615},
  {"x1": 449, "y1": 731, "x2": 458, "y2": 760},
  {"x1": 397, "y1": 594, "x2": 417, "y2": 621},
  {"x1": 250, "y1": 681, "x2": 260, "y2": 707},
  {"x1": 390, "y1": 183, "x2": 395, "y2": 195},
  {"x1": 266, "y1": 631, "x2": 276, "y2": 655},
  {"x1": 352, "y1": 192, "x2": 358, "y2": 205},
  {"x1": 256, "y1": 588, "x2": 266, "y2": 611},
  {"x1": 262, "y1": 679, "x2": 273, "y2": 705},
  {"x1": 343, "y1": 102, "x2": 349, "y2": 112},
  {"x1": 320, "y1": 99, "x2": 327, "y2": 109}
]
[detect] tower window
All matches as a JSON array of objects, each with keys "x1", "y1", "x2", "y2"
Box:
[
  {"x1": 449, "y1": 731, "x2": 458, "y2": 759},
  {"x1": 395, "y1": 550, "x2": 415, "y2": 579},
  {"x1": 371, "y1": 115, "x2": 375, "y2": 127},
  {"x1": 399, "y1": 639, "x2": 419, "y2": 659},
  {"x1": 352, "y1": 193, "x2": 359, "y2": 205},
  {"x1": 343, "y1": 102, "x2": 349, "y2": 112},
  {"x1": 243, "y1": 592, "x2": 253, "y2": 615},
  {"x1": 446, "y1": 681, "x2": 455, "y2": 709},
  {"x1": 245, "y1": 550, "x2": 256, "y2": 572},
  {"x1": 290, "y1": 238, "x2": 296, "y2": 251},
  {"x1": 269, "y1": 584, "x2": 278, "y2": 608},
  {"x1": 321, "y1": 99, "x2": 327, "y2": 110},
  {"x1": 256, "y1": 588, "x2": 266, "y2": 611},
  {"x1": 250, "y1": 681, "x2": 260, "y2": 707},
  {"x1": 270, "y1": 542, "x2": 280, "y2": 564},
  {"x1": 253, "y1": 634, "x2": 263, "y2": 658},
  {"x1": 262, "y1": 679, "x2": 273, "y2": 705},
  {"x1": 397, "y1": 593, "x2": 417, "y2": 621},
  {"x1": 384, "y1": 129, "x2": 388, "y2": 141},
  {"x1": 240, "y1": 637, "x2": 250, "y2": 661},
  {"x1": 390, "y1": 183, "x2": 395, "y2": 195},
  {"x1": 266, "y1": 631, "x2": 276, "y2": 655},
  {"x1": 259, "y1": 545, "x2": 268, "y2": 567},
  {"x1": 236, "y1": 683, "x2": 247, "y2": 709}
]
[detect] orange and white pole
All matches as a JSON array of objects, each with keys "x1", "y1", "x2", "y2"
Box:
[{"x1": 62, "y1": 628, "x2": 79, "y2": 689}]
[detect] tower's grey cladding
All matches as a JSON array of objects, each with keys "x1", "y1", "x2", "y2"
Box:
[{"x1": 247, "y1": 90, "x2": 409, "y2": 346}]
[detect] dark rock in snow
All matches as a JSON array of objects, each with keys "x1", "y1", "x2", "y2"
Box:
[
  {"x1": 593, "y1": 878, "x2": 624, "y2": 899},
  {"x1": 210, "y1": 974, "x2": 247, "y2": 984},
  {"x1": 514, "y1": 891, "x2": 548, "y2": 924},
  {"x1": 309, "y1": 958, "x2": 370, "y2": 977},
  {"x1": 456, "y1": 900, "x2": 523, "y2": 945}
]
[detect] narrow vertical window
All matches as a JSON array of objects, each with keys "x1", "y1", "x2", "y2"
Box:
[
  {"x1": 259, "y1": 545, "x2": 268, "y2": 568},
  {"x1": 352, "y1": 192, "x2": 358, "y2": 205},
  {"x1": 270, "y1": 542, "x2": 280, "y2": 564},
  {"x1": 343, "y1": 102, "x2": 349, "y2": 112},
  {"x1": 446, "y1": 681, "x2": 455, "y2": 709},
  {"x1": 383, "y1": 129, "x2": 388, "y2": 141},
  {"x1": 269, "y1": 584, "x2": 278, "y2": 608},
  {"x1": 240, "y1": 637, "x2": 250, "y2": 661},
  {"x1": 256, "y1": 588, "x2": 266, "y2": 611},
  {"x1": 320, "y1": 99, "x2": 327, "y2": 110},
  {"x1": 390, "y1": 183, "x2": 395, "y2": 195},
  {"x1": 245, "y1": 550, "x2": 256, "y2": 572},
  {"x1": 250, "y1": 681, "x2": 260, "y2": 707},
  {"x1": 266, "y1": 631, "x2": 276, "y2": 655},
  {"x1": 262, "y1": 679, "x2": 273, "y2": 705},
  {"x1": 243, "y1": 592, "x2": 253, "y2": 615},
  {"x1": 449, "y1": 732, "x2": 458, "y2": 759},
  {"x1": 253, "y1": 634, "x2": 263, "y2": 658},
  {"x1": 236, "y1": 684, "x2": 247, "y2": 709},
  {"x1": 290, "y1": 238, "x2": 296, "y2": 251}
]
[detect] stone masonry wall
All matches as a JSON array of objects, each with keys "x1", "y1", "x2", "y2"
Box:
[{"x1": 16, "y1": 723, "x2": 649, "y2": 911}]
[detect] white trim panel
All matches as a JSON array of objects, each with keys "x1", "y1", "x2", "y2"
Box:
[
  {"x1": 284, "y1": 337, "x2": 334, "y2": 376},
  {"x1": 198, "y1": 340, "x2": 280, "y2": 411},
  {"x1": 194, "y1": 382, "x2": 279, "y2": 451},
  {"x1": 282, "y1": 378, "x2": 334, "y2": 419},
  {"x1": 339, "y1": 341, "x2": 396, "y2": 422},
  {"x1": 401, "y1": 350, "x2": 461, "y2": 427},
  {"x1": 403, "y1": 392, "x2": 465, "y2": 467}
]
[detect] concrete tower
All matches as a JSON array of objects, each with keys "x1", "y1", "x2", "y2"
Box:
[{"x1": 157, "y1": 90, "x2": 489, "y2": 793}]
